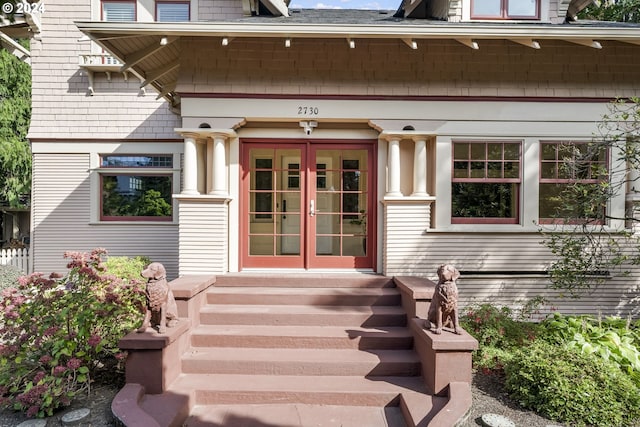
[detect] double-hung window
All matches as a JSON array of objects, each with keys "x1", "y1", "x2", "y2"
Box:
[
  {"x1": 452, "y1": 141, "x2": 522, "y2": 224},
  {"x1": 156, "y1": 1, "x2": 190, "y2": 21},
  {"x1": 102, "y1": 0, "x2": 135, "y2": 21},
  {"x1": 471, "y1": 0, "x2": 539, "y2": 19},
  {"x1": 100, "y1": 155, "x2": 174, "y2": 222},
  {"x1": 539, "y1": 141, "x2": 608, "y2": 224}
]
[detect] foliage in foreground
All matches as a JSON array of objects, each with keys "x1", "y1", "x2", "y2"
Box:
[
  {"x1": 505, "y1": 341, "x2": 640, "y2": 427},
  {"x1": 460, "y1": 304, "x2": 539, "y2": 372},
  {"x1": 0, "y1": 249, "x2": 147, "y2": 418}
]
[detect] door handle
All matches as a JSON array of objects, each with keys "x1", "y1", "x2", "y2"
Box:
[{"x1": 309, "y1": 200, "x2": 315, "y2": 216}]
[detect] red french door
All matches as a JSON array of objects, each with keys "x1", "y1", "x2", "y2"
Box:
[{"x1": 241, "y1": 140, "x2": 375, "y2": 270}]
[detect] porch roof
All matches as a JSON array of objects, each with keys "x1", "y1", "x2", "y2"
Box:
[{"x1": 75, "y1": 13, "x2": 640, "y2": 107}]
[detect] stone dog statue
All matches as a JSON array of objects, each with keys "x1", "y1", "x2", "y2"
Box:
[
  {"x1": 425, "y1": 264, "x2": 461, "y2": 335},
  {"x1": 137, "y1": 262, "x2": 179, "y2": 334}
]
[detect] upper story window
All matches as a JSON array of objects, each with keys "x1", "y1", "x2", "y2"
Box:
[
  {"x1": 539, "y1": 141, "x2": 608, "y2": 224},
  {"x1": 102, "y1": 0, "x2": 136, "y2": 21},
  {"x1": 156, "y1": 1, "x2": 190, "y2": 21},
  {"x1": 471, "y1": 0, "x2": 539, "y2": 19},
  {"x1": 452, "y1": 141, "x2": 521, "y2": 224},
  {"x1": 99, "y1": 155, "x2": 174, "y2": 222}
]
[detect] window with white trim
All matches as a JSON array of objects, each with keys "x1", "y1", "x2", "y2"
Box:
[
  {"x1": 452, "y1": 141, "x2": 522, "y2": 224},
  {"x1": 471, "y1": 0, "x2": 539, "y2": 19},
  {"x1": 102, "y1": 0, "x2": 135, "y2": 21},
  {"x1": 156, "y1": 1, "x2": 190, "y2": 21},
  {"x1": 99, "y1": 155, "x2": 173, "y2": 221},
  {"x1": 539, "y1": 141, "x2": 608, "y2": 224}
]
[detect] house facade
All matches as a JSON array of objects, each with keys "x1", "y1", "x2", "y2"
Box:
[{"x1": 27, "y1": 0, "x2": 640, "y2": 316}]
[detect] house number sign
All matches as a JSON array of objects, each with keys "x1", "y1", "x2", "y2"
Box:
[{"x1": 297, "y1": 106, "x2": 319, "y2": 115}]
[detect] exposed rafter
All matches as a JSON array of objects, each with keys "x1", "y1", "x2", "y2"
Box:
[
  {"x1": 402, "y1": 38, "x2": 418, "y2": 49},
  {"x1": 565, "y1": 38, "x2": 602, "y2": 49},
  {"x1": 156, "y1": 81, "x2": 177, "y2": 100},
  {"x1": 140, "y1": 60, "x2": 179, "y2": 88},
  {"x1": 456, "y1": 38, "x2": 479, "y2": 50},
  {"x1": 119, "y1": 37, "x2": 177, "y2": 72},
  {"x1": 510, "y1": 38, "x2": 541, "y2": 49},
  {"x1": 0, "y1": 32, "x2": 30, "y2": 63}
]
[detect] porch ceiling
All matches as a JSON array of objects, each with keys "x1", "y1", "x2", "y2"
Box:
[{"x1": 75, "y1": 16, "x2": 640, "y2": 107}]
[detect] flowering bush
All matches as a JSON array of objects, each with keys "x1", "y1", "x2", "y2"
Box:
[{"x1": 0, "y1": 248, "x2": 147, "y2": 418}]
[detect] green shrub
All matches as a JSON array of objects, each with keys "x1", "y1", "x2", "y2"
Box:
[
  {"x1": 541, "y1": 312, "x2": 640, "y2": 384},
  {"x1": 461, "y1": 304, "x2": 539, "y2": 371},
  {"x1": 0, "y1": 264, "x2": 23, "y2": 291},
  {"x1": 105, "y1": 255, "x2": 151, "y2": 282},
  {"x1": 0, "y1": 248, "x2": 146, "y2": 418},
  {"x1": 505, "y1": 341, "x2": 640, "y2": 427}
]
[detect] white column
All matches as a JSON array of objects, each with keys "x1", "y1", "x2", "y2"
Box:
[
  {"x1": 387, "y1": 137, "x2": 402, "y2": 197},
  {"x1": 210, "y1": 133, "x2": 227, "y2": 196},
  {"x1": 411, "y1": 137, "x2": 429, "y2": 197},
  {"x1": 206, "y1": 139, "x2": 214, "y2": 194},
  {"x1": 197, "y1": 142, "x2": 206, "y2": 194},
  {"x1": 182, "y1": 134, "x2": 198, "y2": 195}
]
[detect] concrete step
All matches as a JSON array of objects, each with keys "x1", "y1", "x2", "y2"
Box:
[
  {"x1": 184, "y1": 404, "x2": 408, "y2": 427},
  {"x1": 181, "y1": 348, "x2": 421, "y2": 376},
  {"x1": 170, "y1": 374, "x2": 437, "y2": 409},
  {"x1": 207, "y1": 286, "x2": 402, "y2": 306},
  {"x1": 214, "y1": 274, "x2": 395, "y2": 288},
  {"x1": 199, "y1": 304, "x2": 407, "y2": 327},
  {"x1": 190, "y1": 324, "x2": 414, "y2": 350}
]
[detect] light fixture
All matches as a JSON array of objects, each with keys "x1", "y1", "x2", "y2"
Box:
[
  {"x1": 222, "y1": 37, "x2": 229, "y2": 46},
  {"x1": 285, "y1": 38, "x2": 291, "y2": 48},
  {"x1": 160, "y1": 36, "x2": 168, "y2": 46},
  {"x1": 348, "y1": 38, "x2": 355, "y2": 49}
]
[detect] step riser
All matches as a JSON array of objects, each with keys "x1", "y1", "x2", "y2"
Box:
[
  {"x1": 190, "y1": 334, "x2": 413, "y2": 350},
  {"x1": 199, "y1": 312, "x2": 407, "y2": 327},
  {"x1": 214, "y1": 277, "x2": 395, "y2": 288},
  {"x1": 182, "y1": 360, "x2": 421, "y2": 376},
  {"x1": 194, "y1": 391, "x2": 403, "y2": 407},
  {"x1": 207, "y1": 293, "x2": 401, "y2": 306}
]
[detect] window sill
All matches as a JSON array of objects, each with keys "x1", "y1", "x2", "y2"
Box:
[{"x1": 89, "y1": 221, "x2": 178, "y2": 226}]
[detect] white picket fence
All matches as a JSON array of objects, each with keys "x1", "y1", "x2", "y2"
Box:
[{"x1": 0, "y1": 248, "x2": 30, "y2": 274}]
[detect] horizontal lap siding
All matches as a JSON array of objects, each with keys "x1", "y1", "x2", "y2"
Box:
[
  {"x1": 32, "y1": 154, "x2": 179, "y2": 278},
  {"x1": 178, "y1": 201, "x2": 228, "y2": 274}
]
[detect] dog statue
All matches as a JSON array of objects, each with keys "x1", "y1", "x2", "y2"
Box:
[
  {"x1": 425, "y1": 264, "x2": 461, "y2": 335},
  {"x1": 137, "y1": 262, "x2": 179, "y2": 334}
]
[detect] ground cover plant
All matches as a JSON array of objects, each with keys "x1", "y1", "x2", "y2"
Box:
[
  {"x1": 0, "y1": 249, "x2": 147, "y2": 418},
  {"x1": 462, "y1": 304, "x2": 640, "y2": 427}
]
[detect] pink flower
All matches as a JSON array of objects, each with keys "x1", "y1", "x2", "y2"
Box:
[
  {"x1": 33, "y1": 372, "x2": 45, "y2": 383},
  {"x1": 43, "y1": 326, "x2": 59, "y2": 337},
  {"x1": 88, "y1": 334, "x2": 101, "y2": 347},
  {"x1": 115, "y1": 352, "x2": 126, "y2": 361},
  {"x1": 66, "y1": 358, "x2": 82, "y2": 370},
  {"x1": 53, "y1": 366, "x2": 66, "y2": 376},
  {"x1": 26, "y1": 405, "x2": 39, "y2": 418},
  {"x1": 39, "y1": 355, "x2": 52, "y2": 365}
]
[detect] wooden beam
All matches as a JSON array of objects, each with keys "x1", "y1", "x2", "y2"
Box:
[
  {"x1": 402, "y1": 38, "x2": 418, "y2": 49},
  {"x1": 140, "y1": 60, "x2": 179, "y2": 88},
  {"x1": 156, "y1": 81, "x2": 177, "y2": 100},
  {"x1": 565, "y1": 39, "x2": 602, "y2": 49},
  {"x1": 456, "y1": 38, "x2": 479, "y2": 50},
  {"x1": 510, "y1": 38, "x2": 541, "y2": 49},
  {"x1": 120, "y1": 37, "x2": 177, "y2": 73}
]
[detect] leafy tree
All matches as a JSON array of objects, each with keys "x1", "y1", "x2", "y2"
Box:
[
  {"x1": 578, "y1": 0, "x2": 640, "y2": 23},
  {"x1": 0, "y1": 42, "x2": 31, "y2": 208},
  {"x1": 541, "y1": 98, "x2": 640, "y2": 296}
]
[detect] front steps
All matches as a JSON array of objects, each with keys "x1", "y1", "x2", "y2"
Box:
[{"x1": 116, "y1": 274, "x2": 477, "y2": 427}]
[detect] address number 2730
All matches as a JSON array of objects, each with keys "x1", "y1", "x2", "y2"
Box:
[{"x1": 298, "y1": 106, "x2": 319, "y2": 115}]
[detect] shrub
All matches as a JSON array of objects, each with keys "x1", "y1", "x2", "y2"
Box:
[
  {"x1": 460, "y1": 304, "x2": 539, "y2": 372},
  {"x1": 0, "y1": 248, "x2": 146, "y2": 418},
  {"x1": 505, "y1": 341, "x2": 640, "y2": 427},
  {"x1": 105, "y1": 255, "x2": 151, "y2": 283},
  {"x1": 0, "y1": 264, "x2": 23, "y2": 291}
]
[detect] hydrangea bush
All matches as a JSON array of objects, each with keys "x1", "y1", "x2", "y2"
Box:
[{"x1": 0, "y1": 248, "x2": 147, "y2": 418}]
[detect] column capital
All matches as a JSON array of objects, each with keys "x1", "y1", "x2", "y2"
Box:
[
  {"x1": 174, "y1": 128, "x2": 237, "y2": 140},
  {"x1": 379, "y1": 131, "x2": 432, "y2": 143}
]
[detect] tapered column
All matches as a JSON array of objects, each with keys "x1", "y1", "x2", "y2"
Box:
[
  {"x1": 182, "y1": 134, "x2": 198, "y2": 195},
  {"x1": 210, "y1": 133, "x2": 228, "y2": 196},
  {"x1": 387, "y1": 136, "x2": 402, "y2": 197},
  {"x1": 206, "y1": 139, "x2": 214, "y2": 194},
  {"x1": 412, "y1": 137, "x2": 429, "y2": 197}
]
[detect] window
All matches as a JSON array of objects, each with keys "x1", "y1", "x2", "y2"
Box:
[
  {"x1": 156, "y1": 1, "x2": 190, "y2": 21},
  {"x1": 452, "y1": 141, "x2": 521, "y2": 224},
  {"x1": 471, "y1": 0, "x2": 539, "y2": 19},
  {"x1": 102, "y1": 0, "x2": 135, "y2": 21},
  {"x1": 100, "y1": 155, "x2": 173, "y2": 221},
  {"x1": 539, "y1": 141, "x2": 608, "y2": 224}
]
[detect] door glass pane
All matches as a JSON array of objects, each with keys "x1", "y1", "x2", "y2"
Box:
[
  {"x1": 314, "y1": 148, "x2": 368, "y2": 258},
  {"x1": 249, "y1": 148, "x2": 301, "y2": 257},
  {"x1": 472, "y1": 0, "x2": 501, "y2": 16},
  {"x1": 508, "y1": 0, "x2": 536, "y2": 16}
]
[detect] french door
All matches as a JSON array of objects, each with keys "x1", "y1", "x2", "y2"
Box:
[{"x1": 241, "y1": 141, "x2": 375, "y2": 269}]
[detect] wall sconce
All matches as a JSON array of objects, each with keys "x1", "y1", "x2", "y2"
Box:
[
  {"x1": 222, "y1": 37, "x2": 230, "y2": 46},
  {"x1": 285, "y1": 38, "x2": 291, "y2": 48},
  {"x1": 160, "y1": 36, "x2": 168, "y2": 46}
]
